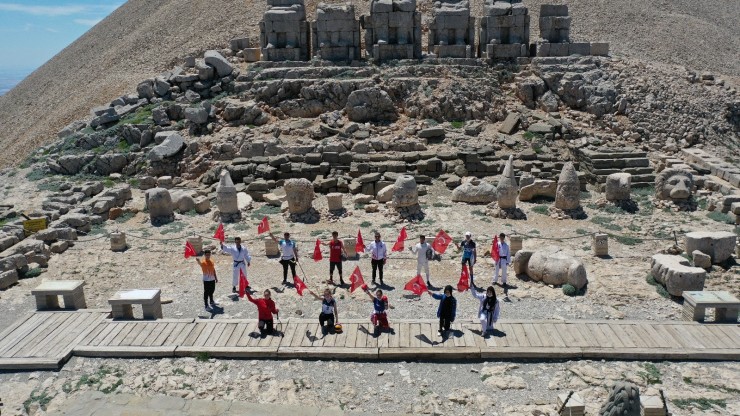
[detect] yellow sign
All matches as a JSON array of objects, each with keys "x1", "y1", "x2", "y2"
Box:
[{"x1": 23, "y1": 218, "x2": 47, "y2": 235}]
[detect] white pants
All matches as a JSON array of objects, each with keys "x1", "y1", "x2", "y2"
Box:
[
  {"x1": 493, "y1": 259, "x2": 508, "y2": 284},
  {"x1": 232, "y1": 262, "x2": 248, "y2": 286},
  {"x1": 480, "y1": 317, "x2": 495, "y2": 332},
  {"x1": 416, "y1": 260, "x2": 430, "y2": 280}
]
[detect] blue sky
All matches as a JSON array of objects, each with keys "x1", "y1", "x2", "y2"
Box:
[{"x1": 0, "y1": 1, "x2": 123, "y2": 72}]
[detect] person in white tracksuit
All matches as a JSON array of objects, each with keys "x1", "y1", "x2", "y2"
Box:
[
  {"x1": 493, "y1": 233, "x2": 510, "y2": 286},
  {"x1": 221, "y1": 237, "x2": 252, "y2": 293},
  {"x1": 410, "y1": 235, "x2": 433, "y2": 286},
  {"x1": 470, "y1": 283, "x2": 500, "y2": 335}
]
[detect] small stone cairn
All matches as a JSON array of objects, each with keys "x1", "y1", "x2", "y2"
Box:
[
  {"x1": 284, "y1": 178, "x2": 320, "y2": 223},
  {"x1": 549, "y1": 162, "x2": 586, "y2": 219},
  {"x1": 488, "y1": 155, "x2": 526, "y2": 219},
  {"x1": 391, "y1": 175, "x2": 424, "y2": 221}
]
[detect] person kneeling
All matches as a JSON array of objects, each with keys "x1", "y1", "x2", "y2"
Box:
[
  {"x1": 309, "y1": 288, "x2": 339, "y2": 335},
  {"x1": 246, "y1": 289, "x2": 279, "y2": 337},
  {"x1": 364, "y1": 286, "x2": 390, "y2": 335}
]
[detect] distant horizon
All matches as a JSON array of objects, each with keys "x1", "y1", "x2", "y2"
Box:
[{"x1": 0, "y1": 0, "x2": 123, "y2": 95}]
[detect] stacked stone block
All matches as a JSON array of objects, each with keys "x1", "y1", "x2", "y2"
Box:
[
  {"x1": 574, "y1": 148, "x2": 655, "y2": 190},
  {"x1": 479, "y1": 0, "x2": 530, "y2": 59},
  {"x1": 428, "y1": 0, "x2": 475, "y2": 58},
  {"x1": 260, "y1": 0, "x2": 310, "y2": 61},
  {"x1": 361, "y1": 0, "x2": 422, "y2": 61},
  {"x1": 311, "y1": 3, "x2": 361, "y2": 61},
  {"x1": 536, "y1": 4, "x2": 609, "y2": 57}
]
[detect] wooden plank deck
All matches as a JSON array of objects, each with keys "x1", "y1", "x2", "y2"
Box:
[{"x1": 0, "y1": 312, "x2": 738, "y2": 370}]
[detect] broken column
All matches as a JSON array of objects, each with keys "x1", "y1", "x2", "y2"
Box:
[
  {"x1": 361, "y1": 0, "x2": 422, "y2": 61},
  {"x1": 311, "y1": 3, "x2": 361, "y2": 61},
  {"x1": 217, "y1": 170, "x2": 241, "y2": 222},
  {"x1": 479, "y1": 0, "x2": 530, "y2": 59},
  {"x1": 428, "y1": 0, "x2": 475, "y2": 58},
  {"x1": 260, "y1": 0, "x2": 310, "y2": 61}
]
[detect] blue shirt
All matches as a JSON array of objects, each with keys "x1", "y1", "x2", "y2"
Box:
[{"x1": 460, "y1": 240, "x2": 476, "y2": 259}]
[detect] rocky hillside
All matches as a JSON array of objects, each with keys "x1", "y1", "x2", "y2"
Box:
[{"x1": 0, "y1": 0, "x2": 738, "y2": 169}]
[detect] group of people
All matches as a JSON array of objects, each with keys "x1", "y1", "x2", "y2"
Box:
[{"x1": 194, "y1": 229, "x2": 508, "y2": 338}]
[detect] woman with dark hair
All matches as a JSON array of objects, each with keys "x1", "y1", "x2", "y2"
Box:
[
  {"x1": 470, "y1": 283, "x2": 500, "y2": 336},
  {"x1": 430, "y1": 285, "x2": 457, "y2": 337}
]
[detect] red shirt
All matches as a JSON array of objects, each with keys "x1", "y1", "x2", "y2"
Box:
[
  {"x1": 329, "y1": 239, "x2": 344, "y2": 262},
  {"x1": 246, "y1": 292, "x2": 278, "y2": 320}
]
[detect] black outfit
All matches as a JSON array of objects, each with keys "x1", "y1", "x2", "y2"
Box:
[
  {"x1": 329, "y1": 261, "x2": 342, "y2": 278},
  {"x1": 280, "y1": 259, "x2": 297, "y2": 282},
  {"x1": 439, "y1": 296, "x2": 454, "y2": 333},
  {"x1": 371, "y1": 259, "x2": 384, "y2": 284},
  {"x1": 258, "y1": 319, "x2": 274, "y2": 336},
  {"x1": 319, "y1": 313, "x2": 335, "y2": 329},
  {"x1": 203, "y1": 280, "x2": 215, "y2": 307}
]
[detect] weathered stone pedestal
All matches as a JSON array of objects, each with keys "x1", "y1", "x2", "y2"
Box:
[
  {"x1": 110, "y1": 232, "x2": 127, "y2": 252},
  {"x1": 311, "y1": 3, "x2": 361, "y2": 61},
  {"x1": 509, "y1": 235, "x2": 522, "y2": 256},
  {"x1": 362, "y1": 0, "x2": 422, "y2": 61},
  {"x1": 260, "y1": 0, "x2": 310, "y2": 61},
  {"x1": 592, "y1": 233, "x2": 608, "y2": 257},
  {"x1": 428, "y1": 0, "x2": 474, "y2": 58}
]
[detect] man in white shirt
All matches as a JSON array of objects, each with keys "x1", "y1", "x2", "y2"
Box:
[
  {"x1": 410, "y1": 234, "x2": 433, "y2": 286},
  {"x1": 220, "y1": 236, "x2": 252, "y2": 293},
  {"x1": 269, "y1": 231, "x2": 299, "y2": 284},
  {"x1": 366, "y1": 232, "x2": 387, "y2": 286},
  {"x1": 493, "y1": 232, "x2": 510, "y2": 286}
]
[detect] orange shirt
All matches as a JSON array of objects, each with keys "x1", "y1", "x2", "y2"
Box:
[{"x1": 198, "y1": 258, "x2": 216, "y2": 281}]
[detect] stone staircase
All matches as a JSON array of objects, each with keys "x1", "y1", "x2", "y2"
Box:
[{"x1": 573, "y1": 147, "x2": 655, "y2": 189}]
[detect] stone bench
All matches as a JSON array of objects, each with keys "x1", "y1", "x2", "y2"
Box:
[
  {"x1": 108, "y1": 289, "x2": 162, "y2": 320},
  {"x1": 31, "y1": 280, "x2": 86, "y2": 310},
  {"x1": 682, "y1": 291, "x2": 739, "y2": 323}
]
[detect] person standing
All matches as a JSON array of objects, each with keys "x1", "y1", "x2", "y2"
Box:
[
  {"x1": 221, "y1": 236, "x2": 251, "y2": 293},
  {"x1": 195, "y1": 249, "x2": 218, "y2": 311},
  {"x1": 323, "y1": 231, "x2": 348, "y2": 286},
  {"x1": 493, "y1": 233, "x2": 510, "y2": 286},
  {"x1": 366, "y1": 232, "x2": 388, "y2": 286},
  {"x1": 430, "y1": 285, "x2": 457, "y2": 338},
  {"x1": 454, "y1": 231, "x2": 477, "y2": 279},
  {"x1": 245, "y1": 289, "x2": 279, "y2": 337},
  {"x1": 411, "y1": 235, "x2": 433, "y2": 286},
  {"x1": 270, "y1": 231, "x2": 299, "y2": 285},
  {"x1": 470, "y1": 283, "x2": 500, "y2": 336}
]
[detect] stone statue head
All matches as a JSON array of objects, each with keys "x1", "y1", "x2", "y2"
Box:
[{"x1": 655, "y1": 168, "x2": 694, "y2": 201}]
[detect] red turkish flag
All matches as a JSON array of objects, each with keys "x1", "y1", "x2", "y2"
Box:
[
  {"x1": 355, "y1": 229, "x2": 366, "y2": 254},
  {"x1": 293, "y1": 275, "x2": 307, "y2": 296},
  {"x1": 257, "y1": 216, "x2": 270, "y2": 234},
  {"x1": 213, "y1": 223, "x2": 225, "y2": 243},
  {"x1": 432, "y1": 229, "x2": 452, "y2": 254},
  {"x1": 457, "y1": 264, "x2": 470, "y2": 292},
  {"x1": 391, "y1": 227, "x2": 407, "y2": 252},
  {"x1": 349, "y1": 266, "x2": 365, "y2": 293},
  {"x1": 312, "y1": 239, "x2": 323, "y2": 262},
  {"x1": 184, "y1": 241, "x2": 196, "y2": 258},
  {"x1": 238, "y1": 268, "x2": 249, "y2": 298},
  {"x1": 404, "y1": 274, "x2": 428, "y2": 296},
  {"x1": 491, "y1": 236, "x2": 500, "y2": 262}
]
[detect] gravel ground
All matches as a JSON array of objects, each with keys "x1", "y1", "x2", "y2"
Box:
[{"x1": 1, "y1": 0, "x2": 738, "y2": 168}]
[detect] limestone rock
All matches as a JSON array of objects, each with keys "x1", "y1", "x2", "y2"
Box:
[
  {"x1": 519, "y1": 180, "x2": 556, "y2": 201},
  {"x1": 0, "y1": 269, "x2": 19, "y2": 289},
  {"x1": 515, "y1": 246, "x2": 588, "y2": 289},
  {"x1": 48, "y1": 154, "x2": 95, "y2": 175},
  {"x1": 237, "y1": 192, "x2": 253, "y2": 210},
  {"x1": 650, "y1": 254, "x2": 706, "y2": 296},
  {"x1": 452, "y1": 178, "x2": 496, "y2": 204},
  {"x1": 376, "y1": 185, "x2": 394, "y2": 203},
  {"x1": 216, "y1": 170, "x2": 240, "y2": 221},
  {"x1": 684, "y1": 231, "x2": 736, "y2": 264},
  {"x1": 344, "y1": 87, "x2": 397, "y2": 122},
  {"x1": 204, "y1": 50, "x2": 233, "y2": 77},
  {"x1": 555, "y1": 162, "x2": 580, "y2": 210},
  {"x1": 605, "y1": 172, "x2": 631, "y2": 201},
  {"x1": 147, "y1": 133, "x2": 185, "y2": 162},
  {"x1": 185, "y1": 107, "x2": 208, "y2": 124},
  {"x1": 496, "y1": 155, "x2": 518, "y2": 209},
  {"x1": 692, "y1": 250, "x2": 711, "y2": 269},
  {"x1": 145, "y1": 188, "x2": 175, "y2": 225},
  {"x1": 170, "y1": 190, "x2": 196, "y2": 213},
  {"x1": 194, "y1": 196, "x2": 211, "y2": 214},
  {"x1": 392, "y1": 175, "x2": 418, "y2": 208},
  {"x1": 284, "y1": 178, "x2": 315, "y2": 214},
  {"x1": 327, "y1": 193, "x2": 344, "y2": 211}
]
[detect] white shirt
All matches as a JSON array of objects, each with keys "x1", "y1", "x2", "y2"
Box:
[
  {"x1": 279, "y1": 239, "x2": 296, "y2": 260},
  {"x1": 367, "y1": 241, "x2": 387, "y2": 260},
  {"x1": 412, "y1": 242, "x2": 431, "y2": 263},
  {"x1": 222, "y1": 244, "x2": 252, "y2": 265},
  {"x1": 498, "y1": 242, "x2": 510, "y2": 262}
]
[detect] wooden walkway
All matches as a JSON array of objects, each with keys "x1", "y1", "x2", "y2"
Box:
[{"x1": 1, "y1": 311, "x2": 738, "y2": 370}]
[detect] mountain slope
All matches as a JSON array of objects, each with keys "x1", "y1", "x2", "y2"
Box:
[{"x1": 0, "y1": 0, "x2": 737, "y2": 168}]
